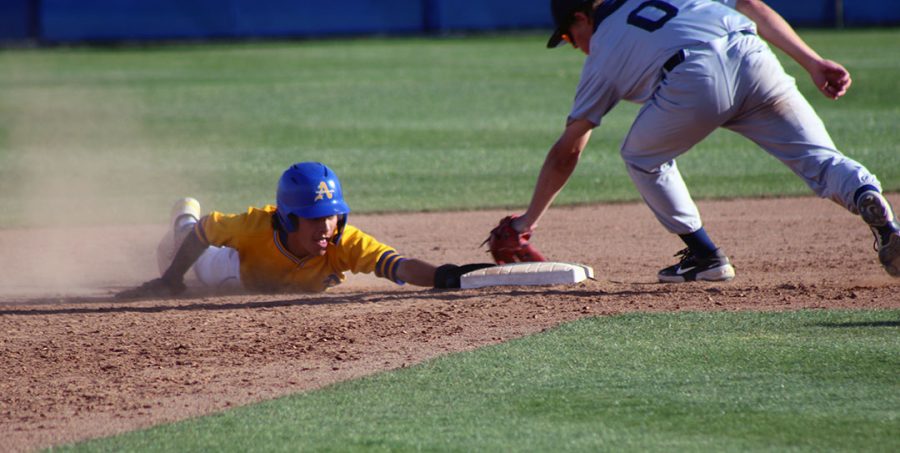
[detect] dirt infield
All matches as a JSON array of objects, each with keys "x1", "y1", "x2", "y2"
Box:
[{"x1": 2, "y1": 196, "x2": 899, "y2": 452}]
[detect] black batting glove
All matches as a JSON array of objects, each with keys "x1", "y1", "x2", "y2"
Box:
[{"x1": 434, "y1": 263, "x2": 495, "y2": 289}]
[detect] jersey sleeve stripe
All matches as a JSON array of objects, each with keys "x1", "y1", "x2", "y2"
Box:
[
  {"x1": 375, "y1": 250, "x2": 397, "y2": 279},
  {"x1": 375, "y1": 250, "x2": 406, "y2": 284},
  {"x1": 381, "y1": 254, "x2": 401, "y2": 280},
  {"x1": 389, "y1": 257, "x2": 407, "y2": 285}
]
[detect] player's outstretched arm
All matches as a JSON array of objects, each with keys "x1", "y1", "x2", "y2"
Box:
[
  {"x1": 397, "y1": 259, "x2": 493, "y2": 289},
  {"x1": 736, "y1": 0, "x2": 851, "y2": 99},
  {"x1": 396, "y1": 258, "x2": 438, "y2": 287},
  {"x1": 115, "y1": 231, "x2": 208, "y2": 299}
]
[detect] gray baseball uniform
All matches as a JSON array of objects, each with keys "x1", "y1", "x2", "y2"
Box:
[{"x1": 570, "y1": 0, "x2": 881, "y2": 234}]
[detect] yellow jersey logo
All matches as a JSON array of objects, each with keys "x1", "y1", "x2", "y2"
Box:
[{"x1": 314, "y1": 181, "x2": 334, "y2": 201}]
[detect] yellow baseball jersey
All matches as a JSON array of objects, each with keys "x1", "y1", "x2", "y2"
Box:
[{"x1": 195, "y1": 205, "x2": 405, "y2": 292}]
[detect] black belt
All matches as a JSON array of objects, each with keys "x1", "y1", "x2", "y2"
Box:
[
  {"x1": 663, "y1": 49, "x2": 685, "y2": 72},
  {"x1": 663, "y1": 31, "x2": 754, "y2": 73}
]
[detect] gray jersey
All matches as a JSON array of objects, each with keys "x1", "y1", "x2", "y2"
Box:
[{"x1": 570, "y1": 0, "x2": 754, "y2": 125}]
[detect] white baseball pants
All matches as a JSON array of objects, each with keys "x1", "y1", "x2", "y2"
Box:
[
  {"x1": 192, "y1": 246, "x2": 242, "y2": 289},
  {"x1": 156, "y1": 222, "x2": 242, "y2": 289}
]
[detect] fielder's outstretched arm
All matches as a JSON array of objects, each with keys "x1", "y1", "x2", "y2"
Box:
[
  {"x1": 735, "y1": 0, "x2": 851, "y2": 99},
  {"x1": 516, "y1": 118, "x2": 594, "y2": 233}
]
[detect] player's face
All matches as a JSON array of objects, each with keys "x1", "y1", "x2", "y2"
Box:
[
  {"x1": 287, "y1": 215, "x2": 339, "y2": 258},
  {"x1": 566, "y1": 12, "x2": 594, "y2": 55}
]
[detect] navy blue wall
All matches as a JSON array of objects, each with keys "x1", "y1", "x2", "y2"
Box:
[
  {"x1": 3, "y1": 1, "x2": 898, "y2": 44},
  {"x1": 39, "y1": 0, "x2": 425, "y2": 42},
  {"x1": 766, "y1": 0, "x2": 836, "y2": 27},
  {"x1": 843, "y1": 0, "x2": 900, "y2": 27},
  {"x1": 42, "y1": 0, "x2": 234, "y2": 41},
  {"x1": 0, "y1": 0, "x2": 34, "y2": 40},
  {"x1": 232, "y1": 0, "x2": 423, "y2": 38},
  {"x1": 425, "y1": 0, "x2": 549, "y2": 32}
]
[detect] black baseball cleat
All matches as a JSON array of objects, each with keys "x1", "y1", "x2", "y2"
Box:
[
  {"x1": 857, "y1": 190, "x2": 900, "y2": 277},
  {"x1": 658, "y1": 248, "x2": 735, "y2": 283}
]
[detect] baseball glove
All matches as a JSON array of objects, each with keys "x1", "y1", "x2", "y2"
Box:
[{"x1": 483, "y1": 215, "x2": 547, "y2": 264}]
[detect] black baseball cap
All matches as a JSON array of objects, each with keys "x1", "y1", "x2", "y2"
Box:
[{"x1": 547, "y1": 0, "x2": 595, "y2": 48}]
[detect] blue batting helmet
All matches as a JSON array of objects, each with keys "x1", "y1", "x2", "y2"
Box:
[{"x1": 276, "y1": 162, "x2": 350, "y2": 234}]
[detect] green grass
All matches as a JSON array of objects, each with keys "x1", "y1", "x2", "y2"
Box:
[
  {"x1": 1, "y1": 29, "x2": 899, "y2": 227},
  {"x1": 56, "y1": 309, "x2": 900, "y2": 452}
]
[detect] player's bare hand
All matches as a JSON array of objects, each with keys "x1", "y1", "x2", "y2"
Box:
[
  {"x1": 115, "y1": 277, "x2": 186, "y2": 300},
  {"x1": 809, "y1": 58, "x2": 851, "y2": 100}
]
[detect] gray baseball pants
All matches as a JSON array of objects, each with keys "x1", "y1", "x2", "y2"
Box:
[{"x1": 620, "y1": 31, "x2": 880, "y2": 234}]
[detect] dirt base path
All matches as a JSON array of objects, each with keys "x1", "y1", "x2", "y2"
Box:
[{"x1": 2, "y1": 196, "x2": 899, "y2": 452}]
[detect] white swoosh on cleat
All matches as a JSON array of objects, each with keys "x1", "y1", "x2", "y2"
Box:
[{"x1": 676, "y1": 266, "x2": 697, "y2": 275}]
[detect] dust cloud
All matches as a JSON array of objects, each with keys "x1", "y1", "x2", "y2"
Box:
[{"x1": 0, "y1": 68, "x2": 182, "y2": 299}]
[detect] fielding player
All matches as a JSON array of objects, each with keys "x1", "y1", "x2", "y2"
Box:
[
  {"x1": 488, "y1": 0, "x2": 899, "y2": 281},
  {"x1": 117, "y1": 162, "x2": 489, "y2": 298}
]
